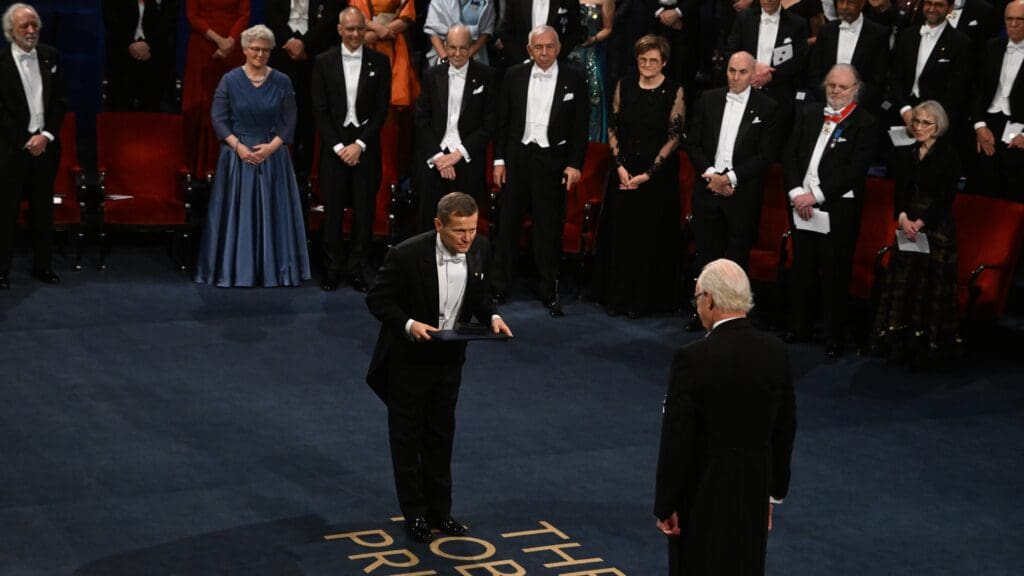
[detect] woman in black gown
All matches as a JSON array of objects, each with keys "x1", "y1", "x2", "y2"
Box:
[
  {"x1": 872, "y1": 100, "x2": 960, "y2": 366},
  {"x1": 593, "y1": 34, "x2": 685, "y2": 317}
]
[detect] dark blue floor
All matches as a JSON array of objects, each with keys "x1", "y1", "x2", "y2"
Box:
[{"x1": 0, "y1": 246, "x2": 1021, "y2": 575}]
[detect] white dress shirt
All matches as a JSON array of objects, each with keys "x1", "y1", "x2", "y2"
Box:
[
  {"x1": 756, "y1": 10, "x2": 781, "y2": 66},
  {"x1": 522, "y1": 62, "x2": 557, "y2": 147},
  {"x1": 788, "y1": 111, "x2": 842, "y2": 205},
  {"x1": 11, "y1": 43, "x2": 50, "y2": 141},
  {"x1": 403, "y1": 236, "x2": 468, "y2": 335},
  {"x1": 134, "y1": 0, "x2": 147, "y2": 41},
  {"x1": 428, "y1": 62, "x2": 471, "y2": 167},
  {"x1": 334, "y1": 45, "x2": 367, "y2": 153},
  {"x1": 288, "y1": 0, "x2": 310, "y2": 35},
  {"x1": 986, "y1": 41, "x2": 1024, "y2": 118},
  {"x1": 707, "y1": 86, "x2": 750, "y2": 187},
  {"x1": 836, "y1": 14, "x2": 863, "y2": 65},
  {"x1": 531, "y1": 0, "x2": 550, "y2": 30},
  {"x1": 912, "y1": 21, "x2": 947, "y2": 99}
]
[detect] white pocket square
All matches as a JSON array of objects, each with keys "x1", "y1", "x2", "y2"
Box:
[
  {"x1": 968, "y1": 19, "x2": 978, "y2": 26},
  {"x1": 937, "y1": 58, "x2": 950, "y2": 63},
  {"x1": 836, "y1": 137, "x2": 847, "y2": 143},
  {"x1": 557, "y1": 7, "x2": 567, "y2": 13},
  {"x1": 752, "y1": 116, "x2": 762, "y2": 124},
  {"x1": 557, "y1": 139, "x2": 567, "y2": 146},
  {"x1": 369, "y1": 71, "x2": 376, "y2": 76},
  {"x1": 783, "y1": 37, "x2": 792, "y2": 44},
  {"x1": 563, "y1": 92, "x2": 574, "y2": 101},
  {"x1": 50, "y1": 65, "x2": 57, "y2": 73},
  {"x1": 473, "y1": 85, "x2": 484, "y2": 95},
  {"x1": 841, "y1": 191, "x2": 855, "y2": 199}
]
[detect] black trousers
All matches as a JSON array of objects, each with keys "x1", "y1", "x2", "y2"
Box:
[
  {"x1": 789, "y1": 203, "x2": 861, "y2": 344},
  {"x1": 692, "y1": 184, "x2": 762, "y2": 273},
  {"x1": 415, "y1": 152, "x2": 486, "y2": 233},
  {"x1": 967, "y1": 113, "x2": 1024, "y2": 201},
  {"x1": 0, "y1": 142, "x2": 59, "y2": 274},
  {"x1": 319, "y1": 128, "x2": 381, "y2": 279},
  {"x1": 492, "y1": 143, "x2": 567, "y2": 300},
  {"x1": 386, "y1": 359, "x2": 462, "y2": 520}
]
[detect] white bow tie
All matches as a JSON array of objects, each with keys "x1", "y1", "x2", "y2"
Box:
[
  {"x1": 839, "y1": 21, "x2": 856, "y2": 31},
  {"x1": 726, "y1": 92, "x2": 744, "y2": 104},
  {"x1": 16, "y1": 51, "x2": 35, "y2": 63},
  {"x1": 449, "y1": 65, "x2": 467, "y2": 78},
  {"x1": 1008, "y1": 42, "x2": 1024, "y2": 55},
  {"x1": 761, "y1": 13, "x2": 779, "y2": 25},
  {"x1": 532, "y1": 70, "x2": 553, "y2": 80},
  {"x1": 342, "y1": 52, "x2": 360, "y2": 61},
  {"x1": 920, "y1": 25, "x2": 939, "y2": 38},
  {"x1": 441, "y1": 254, "x2": 465, "y2": 264}
]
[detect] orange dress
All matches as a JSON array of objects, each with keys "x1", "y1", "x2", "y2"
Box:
[
  {"x1": 349, "y1": 0, "x2": 420, "y2": 107},
  {"x1": 183, "y1": 0, "x2": 250, "y2": 177}
]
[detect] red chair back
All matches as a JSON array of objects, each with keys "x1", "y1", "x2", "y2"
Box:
[
  {"x1": 748, "y1": 163, "x2": 791, "y2": 283},
  {"x1": 563, "y1": 141, "x2": 609, "y2": 254},
  {"x1": 849, "y1": 177, "x2": 896, "y2": 299},
  {"x1": 954, "y1": 194, "x2": 1024, "y2": 318},
  {"x1": 97, "y1": 112, "x2": 188, "y2": 226}
]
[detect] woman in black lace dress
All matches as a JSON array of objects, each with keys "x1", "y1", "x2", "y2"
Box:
[{"x1": 593, "y1": 34, "x2": 685, "y2": 317}]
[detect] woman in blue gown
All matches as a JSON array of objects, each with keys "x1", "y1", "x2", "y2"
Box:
[{"x1": 195, "y1": 24, "x2": 311, "y2": 287}]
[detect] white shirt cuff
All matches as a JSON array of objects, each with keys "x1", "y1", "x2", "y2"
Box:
[
  {"x1": 974, "y1": 121, "x2": 987, "y2": 130},
  {"x1": 41, "y1": 131, "x2": 54, "y2": 142},
  {"x1": 493, "y1": 159, "x2": 505, "y2": 166},
  {"x1": 404, "y1": 318, "x2": 415, "y2": 337},
  {"x1": 770, "y1": 497, "x2": 784, "y2": 505},
  {"x1": 899, "y1": 105, "x2": 912, "y2": 116},
  {"x1": 427, "y1": 151, "x2": 444, "y2": 168},
  {"x1": 811, "y1": 186, "x2": 826, "y2": 204},
  {"x1": 702, "y1": 167, "x2": 715, "y2": 178},
  {"x1": 726, "y1": 171, "x2": 738, "y2": 187},
  {"x1": 787, "y1": 186, "x2": 804, "y2": 201},
  {"x1": 332, "y1": 142, "x2": 345, "y2": 154},
  {"x1": 355, "y1": 139, "x2": 367, "y2": 152},
  {"x1": 456, "y1": 144, "x2": 470, "y2": 163}
]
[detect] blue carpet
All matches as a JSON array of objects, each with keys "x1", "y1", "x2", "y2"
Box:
[{"x1": 0, "y1": 246, "x2": 1021, "y2": 575}]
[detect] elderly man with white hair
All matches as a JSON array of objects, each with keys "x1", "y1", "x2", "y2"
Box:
[
  {"x1": 0, "y1": 3, "x2": 67, "y2": 289},
  {"x1": 654, "y1": 258, "x2": 797, "y2": 576}
]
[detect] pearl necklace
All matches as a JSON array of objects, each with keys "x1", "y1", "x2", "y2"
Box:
[{"x1": 244, "y1": 65, "x2": 269, "y2": 86}]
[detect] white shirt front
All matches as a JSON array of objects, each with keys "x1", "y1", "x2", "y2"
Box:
[
  {"x1": 836, "y1": 14, "x2": 863, "y2": 65},
  {"x1": 435, "y1": 235, "x2": 468, "y2": 330},
  {"x1": 756, "y1": 10, "x2": 781, "y2": 66},
  {"x1": 988, "y1": 41, "x2": 1024, "y2": 116},
  {"x1": 440, "y1": 64, "x2": 469, "y2": 159},
  {"x1": 792, "y1": 113, "x2": 840, "y2": 205},
  {"x1": 11, "y1": 43, "x2": 46, "y2": 137},
  {"x1": 522, "y1": 62, "x2": 557, "y2": 147},
  {"x1": 913, "y1": 21, "x2": 947, "y2": 97},
  {"x1": 289, "y1": 0, "x2": 310, "y2": 35},
  {"x1": 711, "y1": 87, "x2": 750, "y2": 180},
  {"x1": 341, "y1": 45, "x2": 362, "y2": 127},
  {"x1": 531, "y1": 0, "x2": 550, "y2": 30},
  {"x1": 134, "y1": 0, "x2": 146, "y2": 41}
]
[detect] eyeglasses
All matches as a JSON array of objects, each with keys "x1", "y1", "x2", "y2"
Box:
[
  {"x1": 690, "y1": 291, "x2": 707, "y2": 309},
  {"x1": 247, "y1": 46, "x2": 272, "y2": 55},
  {"x1": 911, "y1": 118, "x2": 936, "y2": 127},
  {"x1": 1006, "y1": 16, "x2": 1024, "y2": 25}
]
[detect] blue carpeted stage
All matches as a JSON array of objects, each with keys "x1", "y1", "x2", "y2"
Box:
[{"x1": 0, "y1": 246, "x2": 1022, "y2": 574}]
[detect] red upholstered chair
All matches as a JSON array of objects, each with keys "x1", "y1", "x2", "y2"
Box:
[
  {"x1": 96, "y1": 112, "x2": 192, "y2": 269},
  {"x1": 748, "y1": 163, "x2": 792, "y2": 284},
  {"x1": 851, "y1": 176, "x2": 897, "y2": 300},
  {"x1": 954, "y1": 194, "x2": 1024, "y2": 322},
  {"x1": 19, "y1": 112, "x2": 84, "y2": 269},
  {"x1": 563, "y1": 141, "x2": 610, "y2": 296}
]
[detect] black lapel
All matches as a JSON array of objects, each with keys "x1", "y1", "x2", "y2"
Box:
[
  {"x1": 460, "y1": 61, "x2": 477, "y2": 114},
  {"x1": 550, "y1": 66, "x2": 568, "y2": 132},
  {"x1": 419, "y1": 234, "x2": 441, "y2": 321},
  {"x1": 438, "y1": 63, "x2": 451, "y2": 123},
  {"x1": 735, "y1": 97, "x2": 759, "y2": 148}
]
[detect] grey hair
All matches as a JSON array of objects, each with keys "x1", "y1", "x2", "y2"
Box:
[
  {"x1": 2, "y1": 3, "x2": 40, "y2": 43},
  {"x1": 241, "y1": 24, "x2": 276, "y2": 50},
  {"x1": 913, "y1": 100, "x2": 950, "y2": 136},
  {"x1": 823, "y1": 63, "x2": 863, "y2": 102},
  {"x1": 446, "y1": 23, "x2": 471, "y2": 44},
  {"x1": 697, "y1": 259, "x2": 754, "y2": 314},
  {"x1": 527, "y1": 25, "x2": 559, "y2": 46}
]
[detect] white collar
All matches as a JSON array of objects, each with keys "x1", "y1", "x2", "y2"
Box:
[
  {"x1": 530, "y1": 61, "x2": 558, "y2": 78},
  {"x1": 436, "y1": 234, "x2": 465, "y2": 264},
  {"x1": 11, "y1": 42, "x2": 36, "y2": 59},
  {"x1": 839, "y1": 13, "x2": 863, "y2": 32},
  {"x1": 341, "y1": 44, "x2": 363, "y2": 58},
  {"x1": 711, "y1": 316, "x2": 745, "y2": 330}
]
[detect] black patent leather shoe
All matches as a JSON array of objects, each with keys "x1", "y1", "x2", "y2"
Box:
[
  {"x1": 32, "y1": 269, "x2": 60, "y2": 284},
  {"x1": 348, "y1": 275, "x2": 369, "y2": 293},
  {"x1": 320, "y1": 276, "x2": 338, "y2": 292},
  {"x1": 544, "y1": 297, "x2": 564, "y2": 318},
  {"x1": 0, "y1": 273, "x2": 9, "y2": 289},
  {"x1": 406, "y1": 516, "x2": 433, "y2": 543},
  {"x1": 825, "y1": 343, "x2": 844, "y2": 359},
  {"x1": 429, "y1": 515, "x2": 467, "y2": 536}
]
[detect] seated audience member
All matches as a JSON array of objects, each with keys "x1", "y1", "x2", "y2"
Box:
[
  {"x1": 423, "y1": 0, "x2": 496, "y2": 67},
  {"x1": 414, "y1": 24, "x2": 498, "y2": 231},
  {"x1": 195, "y1": 25, "x2": 311, "y2": 287},
  {"x1": 784, "y1": 64, "x2": 876, "y2": 358},
  {"x1": 872, "y1": 100, "x2": 960, "y2": 366},
  {"x1": 103, "y1": 0, "x2": 179, "y2": 111},
  {"x1": 969, "y1": 0, "x2": 1024, "y2": 201}
]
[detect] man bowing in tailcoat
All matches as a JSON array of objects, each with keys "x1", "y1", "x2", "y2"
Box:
[
  {"x1": 414, "y1": 24, "x2": 498, "y2": 231},
  {"x1": 366, "y1": 192, "x2": 513, "y2": 543}
]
